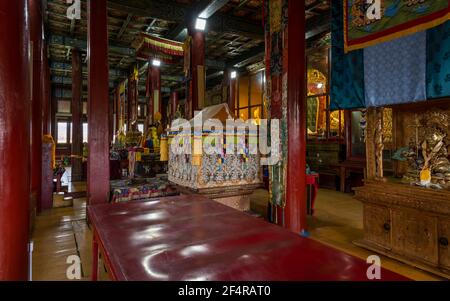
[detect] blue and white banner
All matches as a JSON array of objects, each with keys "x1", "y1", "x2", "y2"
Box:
[{"x1": 364, "y1": 31, "x2": 427, "y2": 107}]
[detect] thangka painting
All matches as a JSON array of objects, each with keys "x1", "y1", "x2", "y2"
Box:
[
  {"x1": 345, "y1": 0, "x2": 450, "y2": 52},
  {"x1": 263, "y1": 0, "x2": 288, "y2": 211}
]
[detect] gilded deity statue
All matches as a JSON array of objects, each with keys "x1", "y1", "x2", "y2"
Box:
[
  {"x1": 400, "y1": 110, "x2": 450, "y2": 189},
  {"x1": 125, "y1": 123, "x2": 143, "y2": 148}
]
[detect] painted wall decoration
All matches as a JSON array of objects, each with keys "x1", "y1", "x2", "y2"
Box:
[
  {"x1": 168, "y1": 152, "x2": 261, "y2": 190},
  {"x1": 345, "y1": 0, "x2": 450, "y2": 52},
  {"x1": 167, "y1": 103, "x2": 262, "y2": 190},
  {"x1": 263, "y1": 0, "x2": 289, "y2": 214}
]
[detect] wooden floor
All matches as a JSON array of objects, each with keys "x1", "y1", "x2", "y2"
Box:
[{"x1": 32, "y1": 185, "x2": 444, "y2": 281}]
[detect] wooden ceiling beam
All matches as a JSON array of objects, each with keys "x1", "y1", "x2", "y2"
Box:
[
  {"x1": 70, "y1": 18, "x2": 76, "y2": 35},
  {"x1": 49, "y1": 34, "x2": 136, "y2": 57},
  {"x1": 108, "y1": 0, "x2": 263, "y2": 40},
  {"x1": 199, "y1": 0, "x2": 231, "y2": 19},
  {"x1": 117, "y1": 13, "x2": 133, "y2": 40},
  {"x1": 226, "y1": 13, "x2": 330, "y2": 69},
  {"x1": 107, "y1": 0, "x2": 186, "y2": 22},
  {"x1": 167, "y1": 0, "x2": 211, "y2": 41},
  {"x1": 49, "y1": 61, "x2": 128, "y2": 78}
]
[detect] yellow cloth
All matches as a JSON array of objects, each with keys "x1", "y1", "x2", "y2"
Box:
[
  {"x1": 160, "y1": 138, "x2": 169, "y2": 162},
  {"x1": 136, "y1": 152, "x2": 142, "y2": 162}
]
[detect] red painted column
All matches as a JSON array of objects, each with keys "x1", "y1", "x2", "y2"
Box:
[
  {"x1": 51, "y1": 89, "x2": 57, "y2": 139},
  {"x1": 228, "y1": 73, "x2": 237, "y2": 114},
  {"x1": 115, "y1": 88, "x2": 120, "y2": 134},
  {"x1": 149, "y1": 66, "x2": 161, "y2": 123},
  {"x1": 87, "y1": 0, "x2": 110, "y2": 205},
  {"x1": 71, "y1": 49, "x2": 83, "y2": 181},
  {"x1": 170, "y1": 91, "x2": 179, "y2": 120},
  {"x1": 0, "y1": 0, "x2": 31, "y2": 280},
  {"x1": 42, "y1": 40, "x2": 51, "y2": 135},
  {"x1": 109, "y1": 93, "x2": 114, "y2": 143},
  {"x1": 285, "y1": 0, "x2": 307, "y2": 234},
  {"x1": 30, "y1": 0, "x2": 43, "y2": 212},
  {"x1": 41, "y1": 39, "x2": 53, "y2": 211},
  {"x1": 189, "y1": 29, "x2": 205, "y2": 117},
  {"x1": 127, "y1": 69, "x2": 137, "y2": 131}
]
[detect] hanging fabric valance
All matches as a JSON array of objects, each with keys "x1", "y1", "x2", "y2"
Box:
[
  {"x1": 344, "y1": 0, "x2": 450, "y2": 53},
  {"x1": 133, "y1": 33, "x2": 184, "y2": 64}
]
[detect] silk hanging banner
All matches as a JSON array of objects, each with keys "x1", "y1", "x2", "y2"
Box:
[{"x1": 344, "y1": 0, "x2": 450, "y2": 52}]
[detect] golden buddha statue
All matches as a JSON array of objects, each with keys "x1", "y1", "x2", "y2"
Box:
[
  {"x1": 403, "y1": 110, "x2": 450, "y2": 189},
  {"x1": 125, "y1": 123, "x2": 143, "y2": 148}
]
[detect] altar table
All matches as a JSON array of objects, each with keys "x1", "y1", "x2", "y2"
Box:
[
  {"x1": 88, "y1": 195, "x2": 408, "y2": 281},
  {"x1": 110, "y1": 176, "x2": 178, "y2": 203}
]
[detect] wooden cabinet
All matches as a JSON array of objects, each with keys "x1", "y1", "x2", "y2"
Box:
[
  {"x1": 363, "y1": 204, "x2": 391, "y2": 249},
  {"x1": 354, "y1": 181, "x2": 450, "y2": 279},
  {"x1": 391, "y1": 209, "x2": 438, "y2": 265},
  {"x1": 439, "y1": 219, "x2": 450, "y2": 270},
  {"x1": 306, "y1": 143, "x2": 345, "y2": 189}
]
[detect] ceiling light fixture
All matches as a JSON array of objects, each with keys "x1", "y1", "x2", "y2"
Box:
[
  {"x1": 195, "y1": 17, "x2": 207, "y2": 31},
  {"x1": 152, "y1": 59, "x2": 161, "y2": 67}
]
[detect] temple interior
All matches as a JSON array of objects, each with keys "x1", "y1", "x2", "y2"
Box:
[{"x1": 1, "y1": 0, "x2": 450, "y2": 282}]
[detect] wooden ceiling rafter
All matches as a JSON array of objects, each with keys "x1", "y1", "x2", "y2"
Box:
[{"x1": 46, "y1": 0, "x2": 331, "y2": 95}]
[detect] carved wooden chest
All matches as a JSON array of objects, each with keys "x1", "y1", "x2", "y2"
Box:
[{"x1": 354, "y1": 181, "x2": 450, "y2": 279}]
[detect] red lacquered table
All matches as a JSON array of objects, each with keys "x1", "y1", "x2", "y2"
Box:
[{"x1": 88, "y1": 195, "x2": 408, "y2": 281}]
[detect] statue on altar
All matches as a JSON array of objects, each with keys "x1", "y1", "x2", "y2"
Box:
[
  {"x1": 144, "y1": 126, "x2": 160, "y2": 150},
  {"x1": 397, "y1": 110, "x2": 450, "y2": 189},
  {"x1": 113, "y1": 130, "x2": 126, "y2": 150},
  {"x1": 125, "y1": 123, "x2": 143, "y2": 148}
]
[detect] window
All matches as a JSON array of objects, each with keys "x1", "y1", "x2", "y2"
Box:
[
  {"x1": 82, "y1": 102, "x2": 87, "y2": 115},
  {"x1": 307, "y1": 47, "x2": 344, "y2": 141},
  {"x1": 57, "y1": 122, "x2": 68, "y2": 144},
  {"x1": 57, "y1": 100, "x2": 71, "y2": 113},
  {"x1": 57, "y1": 121, "x2": 88, "y2": 144},
  {"x1": 83, "y1": 123, "x2": 88, "y2": 143},
  {"x1": 137, "y1": 123, "x2": 144, "y2": 134},
  {"x1": 137, "y1": 104, "x2": 146, "y2": 118},
  {"x1": 235, "y1": 71, "x2": 264, "y2": 122}
]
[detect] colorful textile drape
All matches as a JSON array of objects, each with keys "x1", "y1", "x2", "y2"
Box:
[
  {"x1": 133, "y1": 33, "x2": 184, "y2": 56},
  {"x1": 345, "y1": 0, "x2": 450, "y2": 53},
  {"x1": 364, "y1": 31, "x2": 427, "y2": 107},
  {"x1": 426, "y1": 21, "x2": 450, "y2": 99},
  {"x1": 332, "y1": 1, "x2": 450, "y2": 109},
  {"x1": 330, "y1": 0, "x2": 365, "y2": 110},
  {"x1": 133, "y1": 33, "x2": 184, "y2": 64},
  {"x1": 264, "y1": 0, "x2": 288, "y2": 214}
]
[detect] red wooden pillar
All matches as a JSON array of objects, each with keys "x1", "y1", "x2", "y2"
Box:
[
  {"x1": 42, "y1": 40, "x2": 51, "y2": 135},
  {"x1": 189, "y1": 28, "x2": 205, "y2": 117},
  {"x1": 30, "y1": 0, "x2": 43, "y2": 212},
  {"x1": 127, "y1": 69, "x2": 137, "y2": 131},
  {"x1": 115, "y1": 87, "x2": 120, "y2": 134},
  {"x1": 161, "y1": 96, "x2": 168, "y2": 128},
  {"x1": 228, "y1": 72, "x2": 237, "y2": 114},
  {"x1": 41, "y1": 40, "x2": 53, "y2": 211},
  {"x1": 285, "y1": 0, "x2": 307, "y2": 235},
  {"x1": 87, "y1": 0, "x2": 110, "y2": 205},
  {"x1": 51, "y1": 89, "x2": 57, "y2": 139},
  {"x1": 148, "y1": 66, "x2": 161, "y2": 123},
  {"x1": 0, "y1": 0, "x2": 31, "y2": 280},
  {"x1": 170, "y1": 91, "x2": 179, "y2": 120},
  {"x1": 71, "y1": 49, "x2": 83, "y2": 181},
  {"x1": 109, "y1": 93, "x2": 114, "y2": 144}
]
